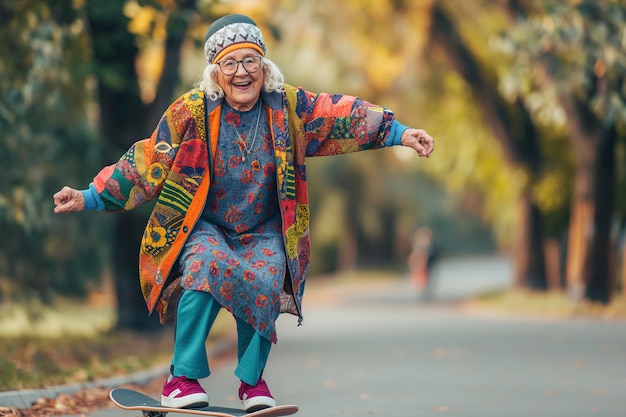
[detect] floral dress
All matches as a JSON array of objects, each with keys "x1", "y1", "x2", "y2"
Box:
[{"x1": 178, "y1": 99, "x2": 285, "y2": 343}]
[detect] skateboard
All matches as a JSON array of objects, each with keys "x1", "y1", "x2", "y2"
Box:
[{"x1": 110, "y1": 388, "x2": 299, "y2": 417}]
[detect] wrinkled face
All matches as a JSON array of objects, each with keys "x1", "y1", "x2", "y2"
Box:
[{"x1": 215, "y1": 47, "x2": 265, "y2": 111}]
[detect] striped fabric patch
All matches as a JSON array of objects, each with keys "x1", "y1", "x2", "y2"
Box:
[{"x1": 159, "y1": 180, "x2": 192, "y2": 212}]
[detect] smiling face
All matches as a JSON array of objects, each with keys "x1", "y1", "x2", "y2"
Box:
[{"x1": 215, "y1": 47, "x2": 265, "y2": 111}]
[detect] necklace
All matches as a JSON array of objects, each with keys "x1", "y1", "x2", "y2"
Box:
[{"x1": 230, "y1": 102, "x2": 262, "y2": 162}]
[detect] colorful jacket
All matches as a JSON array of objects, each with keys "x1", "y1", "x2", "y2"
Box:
[{"x1": 88, "y1": 84, "x2": 402, "y2": 325}]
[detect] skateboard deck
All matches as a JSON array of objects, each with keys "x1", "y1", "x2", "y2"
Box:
[{"x1": 110, "y1": 388, "x2": 298, "y2": 417}]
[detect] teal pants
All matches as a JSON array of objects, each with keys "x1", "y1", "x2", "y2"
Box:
[{"x1": 170, "y1": 290, "x2": 272, "y2": 386}]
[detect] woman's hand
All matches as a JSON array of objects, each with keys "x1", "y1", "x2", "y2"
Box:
[
  {"x1": 401, "y1": 128, "x2": 434, "y2": 158},
  {"x1": 53, "y1": 186, "x2": 85, "y2": 213}
]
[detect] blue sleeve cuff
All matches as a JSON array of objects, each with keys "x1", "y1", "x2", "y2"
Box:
[
  {"x1": 81, "y1": 183, "x2": 105, "y2": 211},
  {"x1": 386, "y1": 120, "x2": 408, "y2": 147}
]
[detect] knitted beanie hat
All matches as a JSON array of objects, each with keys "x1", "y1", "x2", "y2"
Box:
[{"x1": 203, "y1": 14, "x2": 266, "y2": 64}]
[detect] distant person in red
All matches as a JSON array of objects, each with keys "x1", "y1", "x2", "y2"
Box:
[
  {"x1": 408, "y1": 227, "x2": 437, "y2": 297},
  {"x1": 53, "y1": 13, "x2": 434, "y2": 412}
]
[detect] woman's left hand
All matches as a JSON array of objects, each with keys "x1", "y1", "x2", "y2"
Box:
[{"x1": 401, "y1": 129, "x2": 434, "y2": 158}]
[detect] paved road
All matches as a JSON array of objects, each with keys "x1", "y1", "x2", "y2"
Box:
[{"x1": 90, "y1": 256, "x2": 626, "y2": 417}]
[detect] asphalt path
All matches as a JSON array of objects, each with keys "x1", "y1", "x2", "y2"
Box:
[{"x1": 88, "y1": 256, "x2": 626, "y2": 417}]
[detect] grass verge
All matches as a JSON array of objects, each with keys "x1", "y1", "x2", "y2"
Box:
[
  {"x1": 0, "y1": 302, "x2": 233, "y2": 393},
  {"x1": 465, "y1": 289, "x2": 626, "y2": 320},
  {"x1": 0, "y1": 330, "x2": 174, "y2": 392}
]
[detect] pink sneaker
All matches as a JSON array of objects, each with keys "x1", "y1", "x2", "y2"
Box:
[
  {"x1": 238, "y1": 378, "x2": 276, "y2": 412},
  {"x1": 161, "y1": 375, "x2": 209, "y2": 408}
]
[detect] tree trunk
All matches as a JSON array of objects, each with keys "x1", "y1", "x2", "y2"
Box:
[
  {"x1": 562, "y1": 100, "x2": 615, "y2": 303},
  {"x1": 338, "y1": 228, "x2": 358, "y2": 272},
  {"x1": 513, "y1": 195, "x2": 547, "y2": 289},
  {"x1": 622, "y1": 242, "x2": 626, "y2": 301},
  {"x1": 544, "y1": 238, "x2": 562, "y2": 290},
  {"x1": 565, "y1": 162, "x2": 594, "y2": 301},
  {"x1": 584, "y1": 126, "x2": 616, "y2": 302},
  {"x1": 86, "y1": 0, "x2": 197, "y2": 331}
]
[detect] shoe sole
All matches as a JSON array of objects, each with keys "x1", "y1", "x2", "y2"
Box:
[
  {"x1": 161, "y1": 393, "x2": 209, "y2": 409},
  {"x1": 243, "y1": 396, "x2": 276, "y2": 413}
]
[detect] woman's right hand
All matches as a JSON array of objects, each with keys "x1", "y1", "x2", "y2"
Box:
[{"x1": 53, "y1": 186, "x2": 85, "y2": 213}]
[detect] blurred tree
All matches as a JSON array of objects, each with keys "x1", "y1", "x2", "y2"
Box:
[
  {"x1": 263, "y1": 0, "x2": 498, "y2": 273},
  {"x1": 427, "y1": 1, "x2": 548, "y2": 290},
  {"x1": 83, "y1": 0, "x2": 205, "y2": 331},
  {"x1": 498, "y1": 0, "x2": 626, "y2": 302},
  {"x1": 261, "y1": 0, "x2": 626, "y2": 305},
  {"x1": 0, "y1": 0, "x2": 105, "y2": 305}
]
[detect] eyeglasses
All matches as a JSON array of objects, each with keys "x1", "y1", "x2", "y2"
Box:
[{"x1": 217, "y1": 56, "x2": 263, "y2": 76}]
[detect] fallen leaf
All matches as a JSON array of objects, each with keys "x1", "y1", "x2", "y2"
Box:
[{"x1": 431, "y1": 405, "x2": 451, "y2": 411}]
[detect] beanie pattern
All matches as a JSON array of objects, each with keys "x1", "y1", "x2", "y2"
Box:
[{"x1": 204, "y1": 22, "x2": 266, "y2": 64}]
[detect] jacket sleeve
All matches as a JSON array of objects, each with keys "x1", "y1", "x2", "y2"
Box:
[
  {"x1": 292, "y1": 86, "x2": 397, "y2": 157},
  {"x1": 90, "y1": 96, "x2": 192, "y2": 212}
]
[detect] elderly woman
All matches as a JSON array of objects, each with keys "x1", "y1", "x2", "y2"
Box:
[{"x1": 53, "y1": 14, "x2": 434, "y2": 412}]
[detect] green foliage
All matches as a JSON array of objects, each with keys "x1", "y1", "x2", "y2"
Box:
[
  {"x1": 0, "y1": 1, "x2": 107, "y2": 302},
  {"x1": 496, "y1": 0, "x2": 626, "y2": 127}
]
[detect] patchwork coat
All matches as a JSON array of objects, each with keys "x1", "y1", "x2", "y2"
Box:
[{"x1": 91, "y1": 84, "x2": 396, "y2": 326}]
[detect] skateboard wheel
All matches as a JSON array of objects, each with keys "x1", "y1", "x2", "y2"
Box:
[{"x1": 143, "y1": 411, "x2": 167, "y2": 417}]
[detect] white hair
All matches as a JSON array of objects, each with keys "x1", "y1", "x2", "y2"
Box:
[{"x1": 197, "y1": 57, "x2": 285, "y2": 101}]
